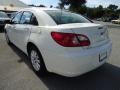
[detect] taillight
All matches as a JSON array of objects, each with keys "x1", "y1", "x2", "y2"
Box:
[{"x1": 51, "y1": 32, "x2": 90, "y2": 47}]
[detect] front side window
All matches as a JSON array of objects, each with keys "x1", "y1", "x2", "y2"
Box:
[
  {"x1": 20, "y1": 12, "x2": 32, "y2": 24},
  {"x1": 12, "y1": 12, "x2": 23, "y2": 24},
  {"x1": 45, "y1": 10, "x2": 91, "y2": 25}
]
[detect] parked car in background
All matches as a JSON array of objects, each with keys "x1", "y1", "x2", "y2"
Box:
[
  {"x1": 102, "y1": 17, "x2": 111, "y2": 22},
  {"x1": 0, "y1": 11, "x2": 10, "y2": 32},
  {"x1": 5, "y1": 8, "x2": 112, "y2": 77},
  {"x1": 102, "y1": 17, "x2": 118, "y2": 22},
  {"x1": 111, "y1": 19, "x2": 120, "y2": 24},
  {"x1": 7, "y1": 12, "x2": 16, "y2": 18}
]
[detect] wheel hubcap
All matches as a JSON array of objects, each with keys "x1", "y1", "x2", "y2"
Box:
[{"x1": 30, "y1": 50, "x2": 40, "y2": 71}]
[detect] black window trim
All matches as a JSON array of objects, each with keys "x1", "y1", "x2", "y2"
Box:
[{"x1": 30, "y1": 13, "x2": 39, "y2": 26}]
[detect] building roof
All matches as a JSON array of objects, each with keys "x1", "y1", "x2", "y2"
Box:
[
  {"x1": 0, "y1": 0, "x2": 28, "y2": 11},
  {"x1": 0, "y1": 0, "x2": 27, "y2": 7}
]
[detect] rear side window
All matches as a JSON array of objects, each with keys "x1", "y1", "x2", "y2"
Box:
[
  {"x1": 45, "y1": 10, "x2": 91, "y2": 25},
  {"x1": 20, "y1": 12, "x2": 32, "y2": 24}
]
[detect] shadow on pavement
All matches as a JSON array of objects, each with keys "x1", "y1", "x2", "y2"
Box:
[
  {"x1": 40, "y1": 63, "x2": 120, "y2": 90},
  {"x1": 9, "y1": 44, "x2": 32, "y2": 70},
  {"x1": 10, "y1": 44, "x2": 120, "y2": 90}
]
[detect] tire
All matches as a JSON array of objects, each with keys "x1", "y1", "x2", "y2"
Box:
[
  {"x1": 28, "y1": 46, "x2": 48, "y2": 77},
  {"x1": 5, "y1": 31, "x2": 11, "y2": 45}
]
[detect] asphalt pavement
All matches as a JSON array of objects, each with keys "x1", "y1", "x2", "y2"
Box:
[{"x1": 0, "y1": 22, "x2": 120, "y2": 90}]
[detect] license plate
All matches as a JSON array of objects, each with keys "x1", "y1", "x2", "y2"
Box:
[{"x1": 99, "y1": 52, "x2": 107, "y2": 62}]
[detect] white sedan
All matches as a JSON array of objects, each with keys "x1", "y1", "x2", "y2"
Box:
[{"x1": 5, "y1": 7, "x2": 112, "y2": 77}]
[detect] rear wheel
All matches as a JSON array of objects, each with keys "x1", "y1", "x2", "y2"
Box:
[{"x1": 28, "y1": 46, "x2": 48, "y2": 77}]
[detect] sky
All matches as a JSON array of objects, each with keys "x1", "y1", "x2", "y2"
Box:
[{"x1": 19, "y1": 0, "x2": 120, "y2": 8}]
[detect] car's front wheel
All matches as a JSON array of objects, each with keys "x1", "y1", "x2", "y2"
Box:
[{"x1": 29, "y1": 46, "x2": 47, "y2": 76}]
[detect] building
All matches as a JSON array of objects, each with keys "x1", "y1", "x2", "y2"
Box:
[{"x1": 0, "y1": 0, "x2": 28, "y2": 12}]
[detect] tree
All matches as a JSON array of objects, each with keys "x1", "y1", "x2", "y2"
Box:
[
  {"x1": 28, "y1": 4, "x2": 36, "y2": 7},
  {"x1": 96, "y1": 5, "x2": 104, "y2": 18},
  {"x1": 86, "y1": 5, "x2": 104, "y2": 19},
  {"x1": 103, "y1": 4, "x2": 119, "y2": 19},
  {"x1": 77, "y1": 5, "x2": 87, "y2": 14},
  {"x1": 59, "y1": 0, "x2": 86, "y2": 11},
  {"x1": 116, "y1": 9, "x2": 120, "y2": 18},
  {"x1": 28, "y1": 4, "x2": 46, "y2": 7},
  {"x1": 38, "y1": 4, "x2": 46, "y2": 7},
  {"x1": 107, "y1": 4, "x2": 118, "y2": 11},
  {"x1": 50, "y1": 5, "x2": 53, "y2": 8}
]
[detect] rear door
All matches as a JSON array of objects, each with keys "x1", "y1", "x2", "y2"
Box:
[{"x1": 15, "y1": 11, "x2": 39, "y2": 52}]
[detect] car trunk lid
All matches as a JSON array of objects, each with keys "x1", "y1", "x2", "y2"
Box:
[{"x1": 57, "y1": 23, "x2": 109, "y2": 48}]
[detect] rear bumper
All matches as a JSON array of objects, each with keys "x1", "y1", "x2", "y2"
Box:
[{"x1": 45, "y1": 41, "x2": 112, "y2": 77}]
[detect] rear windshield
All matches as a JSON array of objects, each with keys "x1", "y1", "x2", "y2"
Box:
[
  {"x1": 0, "y1": 12, "x2": 8, "y2": 18},
  {"x1": 45, "y1": 10, "x2": 91, "y2": 25}
]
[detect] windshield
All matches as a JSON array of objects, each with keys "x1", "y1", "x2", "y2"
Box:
[
  {"x1": 45, "y1": 10, "x2": 91, "y2": 25},
  {"x1": 0, "y1": 12, "x2": 8, "y2": 18}
]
